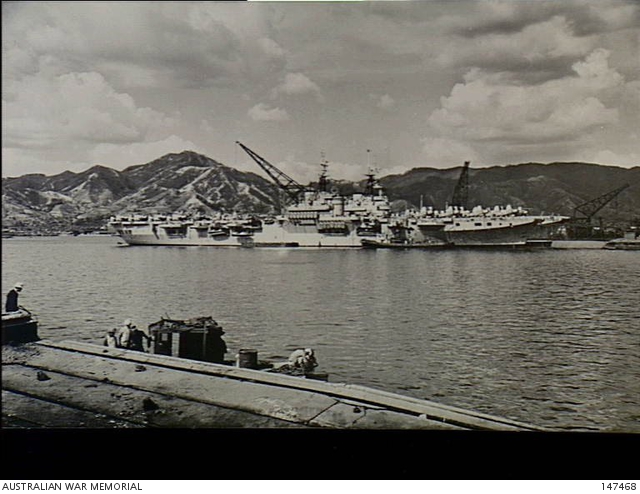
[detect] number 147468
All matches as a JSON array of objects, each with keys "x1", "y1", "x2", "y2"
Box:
[{"x1": 603, "y1": 484, "x2": 636, "y2": 490}]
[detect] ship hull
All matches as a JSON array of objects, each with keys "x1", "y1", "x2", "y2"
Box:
[
  {"x1": 118, "y1": 232, "x2": 249, "y2": 247},
  {"x1": 361, "y1": 239, "x2": 452, "y2": 249},
  {"x1": 112, "y1": 222, "x2": 382, "y2": 248},
  {"x1": 253, "y1": 223, "x2": 377, "y2": 247},
  {"x1": 112, "y1": 218, "x2": 555, "y2": 249},
  {"x1": 444, "y1": 219, "x2": 542, "y2": 247}
]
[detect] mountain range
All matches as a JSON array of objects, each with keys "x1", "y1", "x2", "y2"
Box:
[
  {"x1": 2, "y1": 150, "x2": 639, "y2": 234},
  {"x1": 2, "y1": 151, "x2": 277, "y2": 234}
]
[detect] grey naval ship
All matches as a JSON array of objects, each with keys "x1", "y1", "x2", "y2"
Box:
[
  {"x1": 109, "y1": 143, "x2": 390, "y2": 248},
  {"x1": 109, "y1": 146, "x2": 568, "y2": 249}
]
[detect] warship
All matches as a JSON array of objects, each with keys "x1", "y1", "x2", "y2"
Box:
[{"x1": 109, "y1": 146, "x2": 566, "y2": 249}]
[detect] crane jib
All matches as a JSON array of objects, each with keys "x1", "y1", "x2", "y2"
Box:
[
  {"x1": 574, "y1": 183, "x2": 630, "y2": 220},
  {"x1": 235, "y1": 141, "x2": 306, "y2": 202}
]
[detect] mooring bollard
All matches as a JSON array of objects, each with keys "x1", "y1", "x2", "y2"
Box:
[{"x1": 237, "y1": 348, "x2": 258, "y2": 369}]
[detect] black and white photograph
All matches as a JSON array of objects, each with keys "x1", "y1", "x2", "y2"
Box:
[{"x1": 2, "y1": 0, "x2": 639, "y2": 479}]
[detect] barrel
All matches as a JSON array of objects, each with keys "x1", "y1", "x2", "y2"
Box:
[{"x1": 237, "y1": 349, "x2": 258, "y2": 369}]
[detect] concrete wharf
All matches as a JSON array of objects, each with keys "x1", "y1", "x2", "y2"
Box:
[{"x1": 2, "y1": 339, "x2": 549, "y2": 431}]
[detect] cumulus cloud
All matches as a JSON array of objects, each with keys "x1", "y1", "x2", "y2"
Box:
[
  {"x1": 428, "y1": 49, "x2": 624, "y2": 146},
  {"x1": 1, "y1": 2, "x2": 274, "y2": 91},
  {"x1": 2, "y1": 1, "x2": 638, "y2": 178},
  {"x1": 248, "y1": 103, "x2": 290, "y2": 122},
  {"x1": 273, "y1": 72, "x2": 322, "y2": 100},
  {"x1": 3, "y1": 71, "x2": 176, "y2": 148},
  {"x1": 1, "y1": 65, "x2": 189, "y2": 175},
  {"x1": 422, "y1": 45, "x2": 640, "y2": 167},
  {"x1": 443, "y1": 0, "x2": 638, "y2": 38},
  {"x1": 572, "y1": 49, "x2": 625, "y2": 88},
  {"x1": 438, "y1": 15, "x2": 594, "y2": 84}
]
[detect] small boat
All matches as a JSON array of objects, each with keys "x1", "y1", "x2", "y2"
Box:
[
  {"x1": 361, "y1": 238, "x2": 452, "y2": 249},
  {"x1": 2, "y1": 308, "x2": 39, "y2": 345},
  {"x1": 603, "y1": 238, "x2": 640, "y2": 250},
  {"x1": 603, "y1": 230, "x2": 640, "y2": 250}
]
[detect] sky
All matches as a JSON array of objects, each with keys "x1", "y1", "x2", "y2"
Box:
[{"x1": 2, "y1": 1, "x2": 639, "y2": 183}]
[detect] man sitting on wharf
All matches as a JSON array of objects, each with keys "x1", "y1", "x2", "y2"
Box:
[{"x1": 5, "y1": 282, "x2": 23, "y2": 313}]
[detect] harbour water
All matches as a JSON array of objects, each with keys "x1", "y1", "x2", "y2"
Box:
[{"x1": 2, "y1": 235, "x2": 639, "y2": 432}]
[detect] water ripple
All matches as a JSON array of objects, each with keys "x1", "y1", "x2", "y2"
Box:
[{"x1": 2, "y1": 237, "x2": 639, "y2": 431}]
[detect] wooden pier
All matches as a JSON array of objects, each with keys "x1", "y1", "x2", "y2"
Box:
[{"x1": 2, "y1": 340, "x2": 549, "y2": 431}]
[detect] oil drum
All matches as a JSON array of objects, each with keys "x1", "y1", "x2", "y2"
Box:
[{"x1": 237, "y1": 348, "x2": 258, "y2": 369}]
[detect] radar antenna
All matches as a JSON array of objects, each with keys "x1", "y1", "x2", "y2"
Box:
[{"x1": 235, "y1": 141, "x2": 307, "y2": 203}]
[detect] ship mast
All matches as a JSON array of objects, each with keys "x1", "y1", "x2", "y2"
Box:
[
  {"x1": 364, "y1": 171, "x2": 377, "y2": 196},
  {"x1": 318, "y1": 151, "x2": 329, "y2": 193},
  {"x1": 364, "y1": 150, "x2": 380, "y2": 196}
]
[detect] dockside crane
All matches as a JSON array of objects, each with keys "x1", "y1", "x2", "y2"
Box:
[
  {"x1": 573, "y1": 183, "x2": 630, "y2": 222},
  {"x1": 235, "y1": 141, "x2": 308, "y2": 204},
  {"x1": 568, "y1": 183, "x2": 631, "y2": 240},
  {"x1": 451, "y1": 161, "x2": 471, "y2": 210}
]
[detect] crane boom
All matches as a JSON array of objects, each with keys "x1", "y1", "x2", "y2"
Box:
[
  {"x1": 235, "y1": 141, "x2": 307, "y2": 203},
  {"x1": 574, "y1": 183, "x2": 630, "y2": 220},
  {"x1": 451, "y1": 161, "x2": 470, "y2": 209}
]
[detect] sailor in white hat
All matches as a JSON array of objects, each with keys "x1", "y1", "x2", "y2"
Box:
[
  {"x1": 5, "y1": 282, "x2": 23, "y2": 313},
  {"x1": 117, "y1": 318, "x2": 136, "y2": 348}
]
